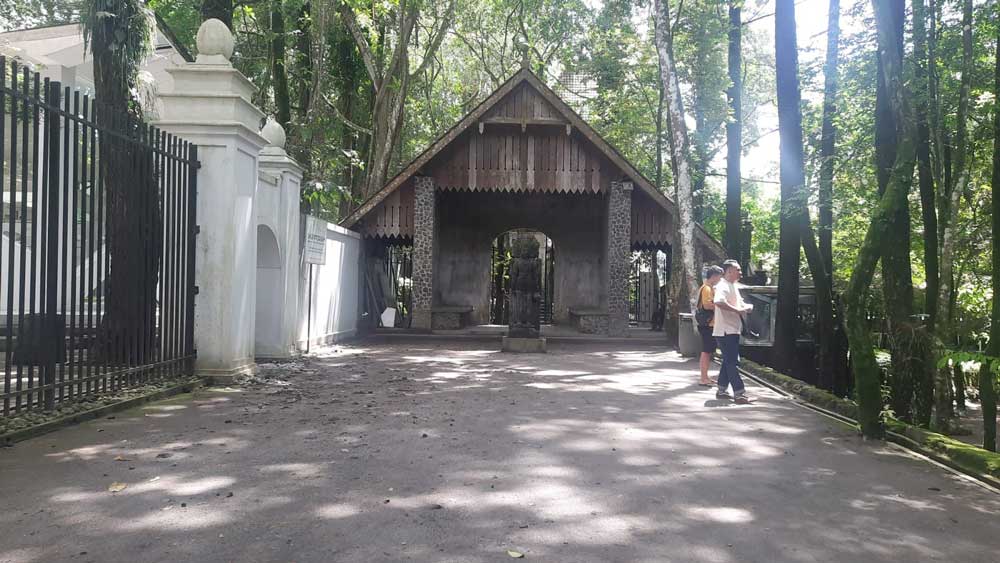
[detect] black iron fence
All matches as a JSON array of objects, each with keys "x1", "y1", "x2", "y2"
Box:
[
  {"x1": 385, "y1": 244, "x2": 413, "y2": 326},
  {"x1": 1, "y1": 59, "x2": 198, "y2": 417},
  {"x1": 629, "y1": 250, "x2": 668, "y2": 325}
]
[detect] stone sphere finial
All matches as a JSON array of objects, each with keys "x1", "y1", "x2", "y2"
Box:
[
  {"x1": 196, "y1": 19, "x2": 235, "y2": 61},
  {"x1": 261, "y1": 117, "x2": 286, "y2": 149}
]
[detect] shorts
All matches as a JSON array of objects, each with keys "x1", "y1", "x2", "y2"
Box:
[{"x1": 698, "y1": 325, "x2": 716, "y2": 354}]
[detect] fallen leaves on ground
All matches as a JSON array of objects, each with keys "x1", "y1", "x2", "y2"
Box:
[
  {"x1": 107, "y1": 482, "x2": 127, "y2": 493},
  {"x1": 507, "y1": 550, "x2": 525, "y2": 558}
]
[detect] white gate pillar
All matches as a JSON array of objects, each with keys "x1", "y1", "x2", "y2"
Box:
[
  {"x1": 154, "y1": 20, "x2": 267, "y2": 380},
  {"x1": 257, "y1": 120, "x2": 304, "y2": 357}
]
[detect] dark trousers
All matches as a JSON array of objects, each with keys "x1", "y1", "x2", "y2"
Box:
[{"x1": 717, "y1": 334, "x2": 745, "y2": 395}]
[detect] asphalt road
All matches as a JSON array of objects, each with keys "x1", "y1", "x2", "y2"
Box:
[{"x1": 1, "y1": 342, "x2": 998, "y2": 562}]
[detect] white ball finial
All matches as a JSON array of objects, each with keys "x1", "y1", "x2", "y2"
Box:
[
  {"x1": 196, "y1": 19, "x2": 235, "y2": 61},
  {"x1": 261, "y1": 118, "x2": 286, "y2": 149}
]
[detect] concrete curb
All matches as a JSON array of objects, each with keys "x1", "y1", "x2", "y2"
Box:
[
  {"x1": 1, "y1": 379, "x2": 202, "y2": 447},
  {"x1": 735, "y1": 360, "x2": 1000, "y2": 493}
]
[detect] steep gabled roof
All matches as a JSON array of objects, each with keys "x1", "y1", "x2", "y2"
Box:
[{"x1": 342, "y1": 68, "x2": 724, "y2": 258}]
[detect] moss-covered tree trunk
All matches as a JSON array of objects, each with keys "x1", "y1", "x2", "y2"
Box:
[
  {"x1": 845, "y1": 0, "x2": 918, "y2": 439},
  {"x1": 983, "y1": 22, "x2": 1000, "y2": 452}
]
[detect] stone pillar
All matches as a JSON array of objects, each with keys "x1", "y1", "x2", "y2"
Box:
[
  {"x1": 257, "y1": 119, "x2": 303, "y2": 357},
  {"x1": 607, "y1": 181, "x2": 633, "y2": 337},
  {"x1": 411, "y1": 176, "x2": 436, "y2": 330},
  {"x1": 154, "y1": 20, "x2": 268, "y2": 380}
]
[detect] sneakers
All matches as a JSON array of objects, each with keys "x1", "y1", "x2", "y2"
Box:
[{"x1": 716, "y1": 390, "x2": 754, "y2": 404}]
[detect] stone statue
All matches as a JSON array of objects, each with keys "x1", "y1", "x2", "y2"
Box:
[{"x1": 508, "y1": 236, "x2": 542, "y2": 338}]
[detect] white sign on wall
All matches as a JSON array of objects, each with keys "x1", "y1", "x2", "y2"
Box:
[{"x1": 304, "y1": 216, "x2": 327, "y2": 265}]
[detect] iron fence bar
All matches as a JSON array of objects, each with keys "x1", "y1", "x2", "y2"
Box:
[
  {"x1": 59, "y1": 85, "x2": 70, "y2": 400},
  {"x1": 23, "y1": 72, "x2": 40, "y2": 413},
  {"x1": 154, "y1": 129, "x2": 165, "y2": 380},
  {"x1": 93, "y1": 101, "x2": 107, "y2": 395},
  {"x1": 85, "y1": 93, "x2": 96, "y2": 396},
  {"x1": 1, "y1": 58, "x2": 9, "y2": 417},
  {"x1": 69, "y1": 90, "x2": 80, "y2": 397},
  {"x1": 81, "y1": 93, "x2": 93, "y2": 397},
  {"x1": 42, "y1": 80, "x2": 60, "y2": 410},
  {"x1": 164, "y1": 135, "x2": 176, "y2": 375},
  {"x1": 174, "y1": 139, "x2": 185, "y2": 375},
  {"x1": 184, "y1": 144, "x2": 198, "y2": 371},
  {"x1": 0, "y1": 354, "x2": 196, "y2": 403}
]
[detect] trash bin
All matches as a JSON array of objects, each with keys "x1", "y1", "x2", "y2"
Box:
[{"x1": 678, "y1": 313, "x2": 700, "y2": 358}]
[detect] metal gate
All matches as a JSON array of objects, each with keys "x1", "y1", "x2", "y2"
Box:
[
  {"x1": 489, "y1": 232, "x2": 554, "y2": 325},
  {"x1": 1, "y1": 59, "x2": 198, "y2": 416},
  {"x1": 629, "y1": 249, "x2": 669, "y2": 324}
]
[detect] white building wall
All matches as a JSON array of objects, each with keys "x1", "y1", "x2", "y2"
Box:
[{"x1": 298, "y1": 220, "x2": 361, "y2": 348}]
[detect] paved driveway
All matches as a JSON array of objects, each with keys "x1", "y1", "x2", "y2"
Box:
[{"x1": 1, "y1": 341, "x2": 998, "y2": 562}]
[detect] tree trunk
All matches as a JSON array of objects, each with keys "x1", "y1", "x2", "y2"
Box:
[
  {"x1": 817, "y1": 0, "x2": 839, "y2": 280},
  {"x1": 913, "y1": 0, "x2": 939, "y2": 332},
  {"x1": 875, "y1": 0, "x2": 917, "y2": 425},
  {"x1": 812, "y1": 0, "x2": 842, "y2": 393},
  {"x1": 654, "y1": 0, "x2": 700, "y2": 317},
  {"x1": 201, "y1": 0, "x2": 233, "y2": 29},
  {"x1": 656, "y1": 67, "x2": 665, "y2": 191},
  {"x1": 984, "y1": 28, "x2": 1000, "y2": 451},
  {"x1": 725, "y1": 1, "x2": 742, "y2": 259},
  {"x1": 846, "y1": 0, "x2": 918, "y2": 439},
  {"x1": 773, "y1": 0, "x2": 807, "y2": 371},
  {"x1": 934, "y1": 0, "x2": 973, "y2": 430},
  {"x1": 270, "y1": 0, "x2": 291, "y2": 130},
  {"x1": 290, "y1": 2, "x2": 313, "y2": 167},
  {"x1": 84, "y1": 1, "x2": 162, "y2": 367}
]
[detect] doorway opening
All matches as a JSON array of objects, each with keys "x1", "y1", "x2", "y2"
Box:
[{"x1": 489, "y1": 230, "x2": 554, "y2": 325}]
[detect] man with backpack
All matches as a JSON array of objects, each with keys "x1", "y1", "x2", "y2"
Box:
[{"x1": 696, "y1": 265, "x2": 724, "y2": 386}]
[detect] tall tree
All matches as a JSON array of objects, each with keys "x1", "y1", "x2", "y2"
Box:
[
  {"x1": 812, "y1": 0, "x2": 843, "y2": 394},
  {"x1": 935, "y1": 0, "x2": 974, "y2": 429},
  {"x1": 654, "y1": 0, "x2": 699, "y2": 316},
  {"x1": 773, "y1": 0, "x2": 807, "y2": 370},
  {"x1": 200, "y1": 0, "x2": 232, "y2": 29},
  {"x1": 338, "y1": 0, "x2": 457, "y2": 201},
  {"x1": 983, "y1": 18, "x2": 1000, "y2": 453},
  {"x1": 82, "y1": 0, "x2": 161, "y2": 366},
  {"x1": 845, "y1": 0, "x2": 917, "y2": 439},
  {"x1": 270, "y1": 0, "x2": 292, "y2": 130},
  {"x1": 913, "y1": 0, "x2": 939, "y2": 332},
  {"x1": 875, "y1": 0, "x2": 918, "y2": 423},
  {"x1": 724, "y1": 0, "x2": 741, "y2": 259},
  {"x1": 817, "y1": 0, "x2": 839, "y2": 279}
]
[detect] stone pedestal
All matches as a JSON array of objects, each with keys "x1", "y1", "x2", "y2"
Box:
[
  {"x1": 502, "y1": 337, "x2": 547, "y2": 353},
  {"x1": 606, "y1": 181, "x2": 633, "y2": 337},
  {"x1": 411, "y1": 176, "x2": 436, "y2": 330},
  {"x1": 154, "y1": 19, "x2": 267, "y2": 381}
]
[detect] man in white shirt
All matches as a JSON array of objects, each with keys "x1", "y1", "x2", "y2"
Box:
[{"x1": 712, "y1": 260, "x2": 754, "y2": 404}]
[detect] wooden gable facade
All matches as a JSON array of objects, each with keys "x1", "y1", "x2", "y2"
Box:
[{"x1": 344, "y1": 69, "x2": 723, "y2": 259}]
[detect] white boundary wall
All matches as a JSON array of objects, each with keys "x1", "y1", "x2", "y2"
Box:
[{"x1": 297, "y1": 220, "x2": 361, "y2": 348}]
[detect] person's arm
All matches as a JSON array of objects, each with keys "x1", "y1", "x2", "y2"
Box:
[{"x1": 714, "y1": 283, "x2": 750, "y2": 313}]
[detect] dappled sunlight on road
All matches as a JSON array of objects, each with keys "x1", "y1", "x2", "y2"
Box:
[{"x1": 0, "y1": 341, "x2": 998, "y2": 562}]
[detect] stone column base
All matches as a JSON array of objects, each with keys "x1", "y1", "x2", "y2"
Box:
[{"x1": 502, "y1": 337, "x2": 547, "y2": 353}]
